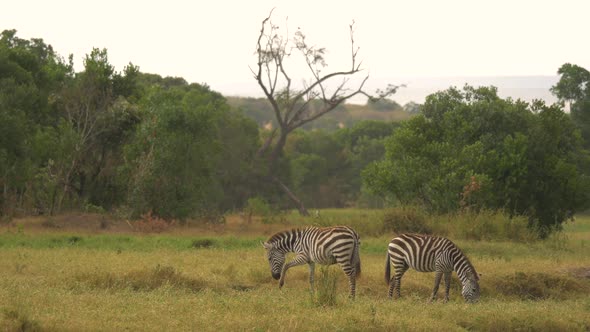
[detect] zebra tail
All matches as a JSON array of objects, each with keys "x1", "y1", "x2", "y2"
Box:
[
  {"x1": 354, "y1": 239, "x2": 361, "y2": 278},
  {"x1": 385, "y1": 252, "x2": 391, "y2": 285}
]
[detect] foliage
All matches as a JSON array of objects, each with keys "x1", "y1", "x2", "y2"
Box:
[
  {"x1": 4, "y1": 26, "x2": 589, "y2": 238},
  {"x1": 279, "y1": 121, "x2": 399, "y2": 209},
  {"x1": 552, "y1": 63, "x2": 590, "y2": 150},
  {"x1": 364, "y1": 85, "x2": 590, "y2": 236},
  {"x1": 122, "y1": 84, "x2": 257, "y2": 219},
  {"x1": 382, "y1": 206, "x2": 431, "y2": 235},
  {"x1": 0, "y1": 29, "x2": 72, "y2": 215},
  {"x1": 244, "y1": 197, "x2": 273, "y2": 218}
]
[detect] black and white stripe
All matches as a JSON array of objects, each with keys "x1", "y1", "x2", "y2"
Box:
[
  {"x1": 262, "y1": 226, "x2": 362, "y2": 298},
  {"x1": 385, "y1": 233, "x2": 480, "y2": 303}
]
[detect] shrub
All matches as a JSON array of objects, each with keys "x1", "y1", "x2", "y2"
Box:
[
  {"x1": 243, "y1": 197, "x2": 285, "y2": 224},
  {"x1": 382, "y1": 206, "x2": 431, "y2": 235},
  {"x1": 245, "y1": 197, "x2": 272, "y2": 217},
  {"x1": 129, "y1": 211, "x2": 175, "y2": 233}
]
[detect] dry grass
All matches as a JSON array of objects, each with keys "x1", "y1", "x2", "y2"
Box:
[{"x1": 0, "y1": 212, "x2": 589, "y2": 331}]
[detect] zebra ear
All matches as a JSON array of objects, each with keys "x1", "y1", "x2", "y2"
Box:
[{"x1": 261, "y1": 241, "x2": 271, "y2": 249}]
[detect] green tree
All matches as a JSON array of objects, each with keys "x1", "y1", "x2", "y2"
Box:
[
  {"x1": 0, "y1": 29, "x2": 72, "y2": 215},
  {"x1": 123, "y1": 83, "x2": 259, "y2": 219},
  {"x1": 213, "y1": 108, "x2": 261, "y2": 211},
  {"x1": 364, "y1": 85, "x2": 590, "y2": 236},
  {"x1": 551, "y1": 63, "x2": 590, "y2": 148},
  {"x1": 52, "y1": 48, "x2": 141, "y2": 213}
]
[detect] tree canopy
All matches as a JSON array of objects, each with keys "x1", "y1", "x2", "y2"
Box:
[
  {"x1": 363, "y1": 85, "x2": 590, "y2": 236},
  {"x1": 2, "y1": 28, "x2": 590, "y2": 238}
]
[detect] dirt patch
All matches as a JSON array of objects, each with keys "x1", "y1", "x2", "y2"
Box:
[
  {"x1": 4, "y1": 213, "x2": 302, "y2": 237},
  {"x1": 568, "y1": 267, "x2": 590, "y2": 279},
  {"x1": 6, "y1": 213, "x2": 132, "y2": 234}
]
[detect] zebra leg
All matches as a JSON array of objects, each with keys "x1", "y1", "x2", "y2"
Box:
[
  {"x1": 348, "y1": 272, "x2": 356, "y2": 299},
  {"x1": 388, "y1": 266, "x2": 407, "y2": 299},
  {"x1": 430, "y1": 272, "x2": 443, "y2": 302},
  {"x1": 337, "y1": 258, "x2": 357, "y2": 299},
  {"x1": 279, "y1": 255, "x2": 308, "y2": 289},
  {"x1": 308, "y1": 262, "x2": 315, "y2": 295},
  {"x1": 443, "y1": 272, "x2": 452, "y2": 302}
]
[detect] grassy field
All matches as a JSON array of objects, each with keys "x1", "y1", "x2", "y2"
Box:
[{"x1": 0, "y1": 211, "x2": 589, "y2": 331}]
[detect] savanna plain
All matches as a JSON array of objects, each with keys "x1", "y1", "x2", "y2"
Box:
[{"x1": 0, "y1": 210, "x2": 589, "y2": 331}]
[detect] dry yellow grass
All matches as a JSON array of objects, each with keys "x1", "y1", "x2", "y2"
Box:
[{"x1": 0, "y1": 213, "x2": 589, "y2": 331}]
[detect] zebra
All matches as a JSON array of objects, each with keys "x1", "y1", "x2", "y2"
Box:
[
  {"x1": 262, "y1": 226, "x2": 362, "y2": 298},
  {"x1": 385, "y1": 233, "x2": 480, "y2": 303}
]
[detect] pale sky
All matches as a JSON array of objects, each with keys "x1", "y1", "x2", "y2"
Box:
[{"x1": 2, "y1": 0, "x2": 589, "y2": 103}]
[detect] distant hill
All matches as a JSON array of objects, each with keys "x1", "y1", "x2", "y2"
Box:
[
  {"x1": 223, "y1": 76, "x2": 560, "y2": 130},
  {"x1": 216, "y1": 76, "x2": 559, "y2": 106},
  {"x1": 353, "y1": 75, "x2": 560, "y2": 105},
  {"x1": 226, "y1": 97, "x2": 414, "y2": 131}
]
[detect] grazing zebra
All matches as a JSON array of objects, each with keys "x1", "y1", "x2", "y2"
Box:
[
  {"x1": 262, "y1": 226, "x2": 361, "y2": 298},
  {"x1": 385, "y1": 233, "x2": 480, "y2": 303}
]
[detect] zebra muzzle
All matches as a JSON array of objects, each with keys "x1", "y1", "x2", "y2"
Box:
[{"x1": 272, "y1": 272, "x2": 281, "y2": 280}]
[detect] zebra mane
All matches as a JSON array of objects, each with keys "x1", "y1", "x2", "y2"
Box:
[
  {"x1": 266, "y1": 228, "x2": 302, "y2": 245},
  {"x1": 429, "y1": 234, "x2": 479, "y2": 281},
  {"x1": 455, "y1": 245, "x2": 479, "y2": 280}
]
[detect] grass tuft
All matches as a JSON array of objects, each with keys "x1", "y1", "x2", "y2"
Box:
[
  {"x1": 2, "y1": 307, "x2": 43, "y2": 332},
  {"x1": 73, "y1": 264, "x2": 206, "y2": 292},
  {"x1": 191, "y1": 238, "x2": 215, "y2": 248},
  {"x1": 492, "y1": 272, "x2": 588, "y2": 300},
  {"x1": 314, "y1": 266, "x2": 339, "y2": 307}
]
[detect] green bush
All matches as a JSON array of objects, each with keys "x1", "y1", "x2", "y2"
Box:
[
  {"x1": 382, "y1": 206, "x2": 431, "y2": 235},
  {"x1": 244, "y1": 197, "x2": 287, "y2": 224},
  {"x1": 245, "y1": 197, "x2": 272, "y2": 218}
]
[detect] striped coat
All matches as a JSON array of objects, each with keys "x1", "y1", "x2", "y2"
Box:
[
  {"x1": 385, "y1": 233, "x2": 480, "y2": 302},
  {"x1": 262, "y1": 226, "x2": 361, "y2": 298}
]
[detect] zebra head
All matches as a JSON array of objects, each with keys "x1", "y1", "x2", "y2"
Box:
[
  {"x1": 262, "y1": 242, "x2": 285, "y2": 280},
  {"x1": 461, "y1": 273, "x2": 480, "y2": 303}
]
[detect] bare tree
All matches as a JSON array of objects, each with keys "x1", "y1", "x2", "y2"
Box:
[{"x1": 251, "y1": 10, "x2": 399, "y2": 215}]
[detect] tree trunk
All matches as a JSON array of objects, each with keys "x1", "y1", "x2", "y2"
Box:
[
  {"x1": 265, "y1": 131, "x2": 310, "y2": 216},
  {"x1": 273, "y1": 176, "x2": 309, "y2": 216}
]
